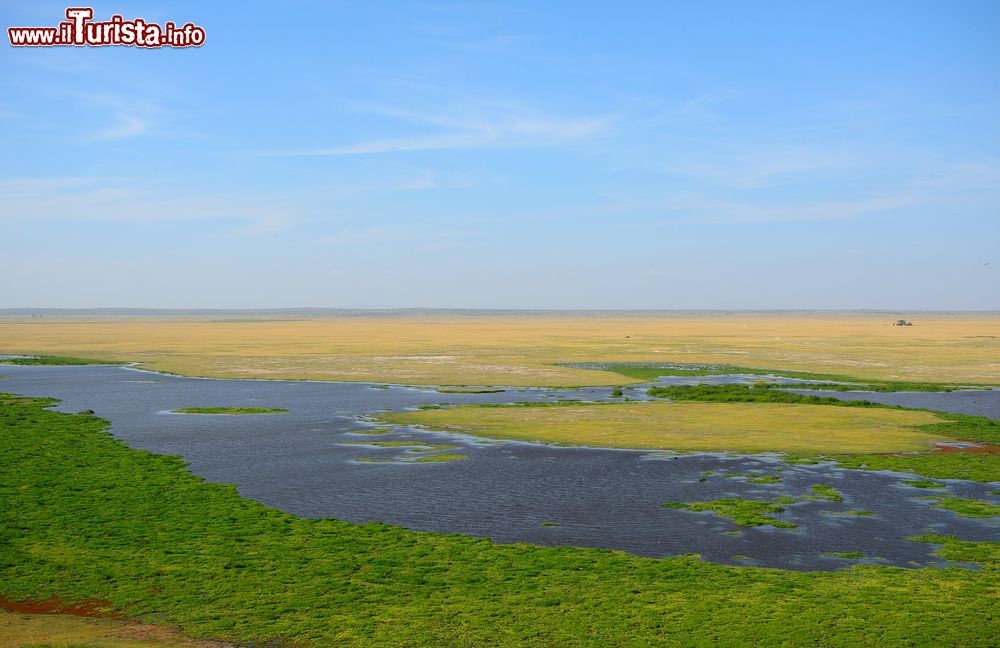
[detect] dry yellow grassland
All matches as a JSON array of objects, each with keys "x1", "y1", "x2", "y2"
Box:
[
  {"x1": 379, "y1": 401, "x2": 951, "y2": 454},
  {"x1": 1, "y1": 313, "x2": 997, "y2": 386}
]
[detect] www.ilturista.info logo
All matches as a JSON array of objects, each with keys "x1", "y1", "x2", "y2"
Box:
[{"x1": 8, "y1": 7, "x2": 205, "y2": 48}]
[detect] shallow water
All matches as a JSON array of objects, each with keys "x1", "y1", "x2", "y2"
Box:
[
  {"x1": 785, "y1": 388, "x2": 1000, "y2": 420},
  {"x1": 2, "y1": 364, "x2": 997, "y2": 571}
]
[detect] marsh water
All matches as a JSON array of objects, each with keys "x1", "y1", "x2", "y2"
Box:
[{"x1": 2, "y1": 363, "x2": 998, "y2": 571}]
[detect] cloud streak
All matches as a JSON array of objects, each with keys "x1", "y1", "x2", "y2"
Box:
[
  {"x1": 270, "y1": 102, "x2": 612, "y2": 156},
  {"x1": 0, "y1": 176, "x2": 298, "y2": 237}
]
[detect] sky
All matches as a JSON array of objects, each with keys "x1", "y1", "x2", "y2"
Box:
[{"x1": 1, "y1": 1, "x2": 998, "y2": 310}]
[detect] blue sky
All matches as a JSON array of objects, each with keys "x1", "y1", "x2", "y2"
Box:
[{"x1": 1, "y1": 1, "x2": 998, "y2": 309}]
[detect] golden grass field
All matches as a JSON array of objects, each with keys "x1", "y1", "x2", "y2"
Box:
[
  {"x1": 1, "y1": 313, "x2": 998, "y2": 386},
  {"x1": 380, "y1": 401, "x2": 951, "y2": 454}
]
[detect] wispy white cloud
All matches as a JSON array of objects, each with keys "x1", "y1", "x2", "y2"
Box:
[
  {"x1": 280, "y1": 131, "x2": 495, "y2": 157},
  {"x1": 655, "y1": 146, "x2": 859, "y2": 189},
  {"x1": 93, "y1": 114, "x2": 151, "y2": 141},
  {"x1": 0, "y1": 176, "x2": 298, "y2": 237},
  {"x1": 271, "y1": 101, "x2": 612, "y2": 156},
  {"x1": 663, "y1": 192, "x2": 919, "y2": 223},
  {"x1": 318, "y1": 221, "x2": 474, "y2": 247}
]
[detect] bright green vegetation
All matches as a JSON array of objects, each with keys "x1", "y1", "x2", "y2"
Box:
[
  {"x1": 436, "y1": 387, "x2": 505, "y2": 394},
  {"x1": 0, "y1": 354, "x2": 121, "y2": 366},
  {"x1": 804, "y1": 485, "x2": 845, "y2": 502},
  {"x1": 724, "y1": 473, "x2": 782, "y2": 485},
  {"x1": 171, "y1": 407, "x2": 288, "y2": 415},
  {"x1": 665, "y1": 487, "x2": 848, "y2": 530},
  {"x1": 911, "y1": 535, "x2": 1000, "y2": 570},
  {"x1": 540, "y1": 522, "x2": 561, "y2": 527},
  {"x1": 823, "y1": 552, "x2": 864, "y2": 559},
  {"x1": 412, "y1": 453, "x2": 467, "y2": 463},
  {"x1": 351, "y1": 428, "x2": 392, "y2": 435},
  {"x1": 903, "y1": 479, "x2": 948, "y2": 489},
  {"x1": 646, "y1": 383, "x2": 873, "y2": 405},
  {"x1": 3, "y1": 394, "x2": 1000, "y2": 646},
  {"x1": 925, "y1": 497, "x2": 1000, "y2": 518},
  {"x1": 662, "y1": 499, "x2": 797, "y2": 529},
  {"x1": 593, "y1": 362, "x2": 972, "y2": 392}
]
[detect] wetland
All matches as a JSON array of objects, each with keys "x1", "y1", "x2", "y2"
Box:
[{"x1": 1, "y1": 361, "x2": 996, "y2": 572}]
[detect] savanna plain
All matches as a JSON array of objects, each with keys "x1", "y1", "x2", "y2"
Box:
[{"x1": 1, "y1": 312, "x2": 999, "y2": 646}]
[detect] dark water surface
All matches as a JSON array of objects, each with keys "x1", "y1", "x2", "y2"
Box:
[
  {"x1": 2, "y1": 364, "x2": 997, "y2": 571},
  {"x1": 787, "y1": 388, "x2": 1000, "y2": 420}
]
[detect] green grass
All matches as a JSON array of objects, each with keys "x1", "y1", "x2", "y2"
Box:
[
  {"x1": 823, "y1": 552, "x2": 864, "y2": 559},
  {"x1": 926, "y1": 497, "x2": 1000, "y2": 518},
  {"x1": 664, "y1": 486, "x2": 851, "y2": 530},
  {"x1": 911, "y1": 535, "x2": 1000, "y2": 570},
  {"x1": 393, "y1": 386, "x2": 1000, "y2": 482},
  {"x1": 662, "y1": 499, "x2": 797, "y2": 529},
  {"x1": 647, "y1": 383, "x2": 864, "y2": 404},
  {"x1": 0, "y1": 355, "x2": 121, "y2": 366},
  {"x1": 382, "y1": 399, "x2": 947, "y2": 455},
  {"x1": 540, "y1": 522, "x2": 561, "y2": 527},
  {"x1": 724, "y1": 473, "x2": 783, "y2": 485},
  {"x1": 646, "y1": 384, "x2": 1000, "y2": 482},
  {"x1": 824, "y1": 411, "x2": 1000, "y2": 482},
  {"x1": 903, "y1": 479, "x2": 948, "y2": 489},
  {"x1": 412, "y1": 453, "x2": 467, "y2": 463},
  {"x1": 350, "y1": 428, "x2": 392, "y2": 435},
  {"x1": 171, "y1": 407, "x2": 288, "y2": 415},
  {"x1": 804, "y1": 485, "x2": 845, "y2": 502},
  {"x1": 3, "y1": 393, "x2": 1000, "y2": 646},
  {"x1": 588, "y1": 362, "x2": 974, "y2": 392}
]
